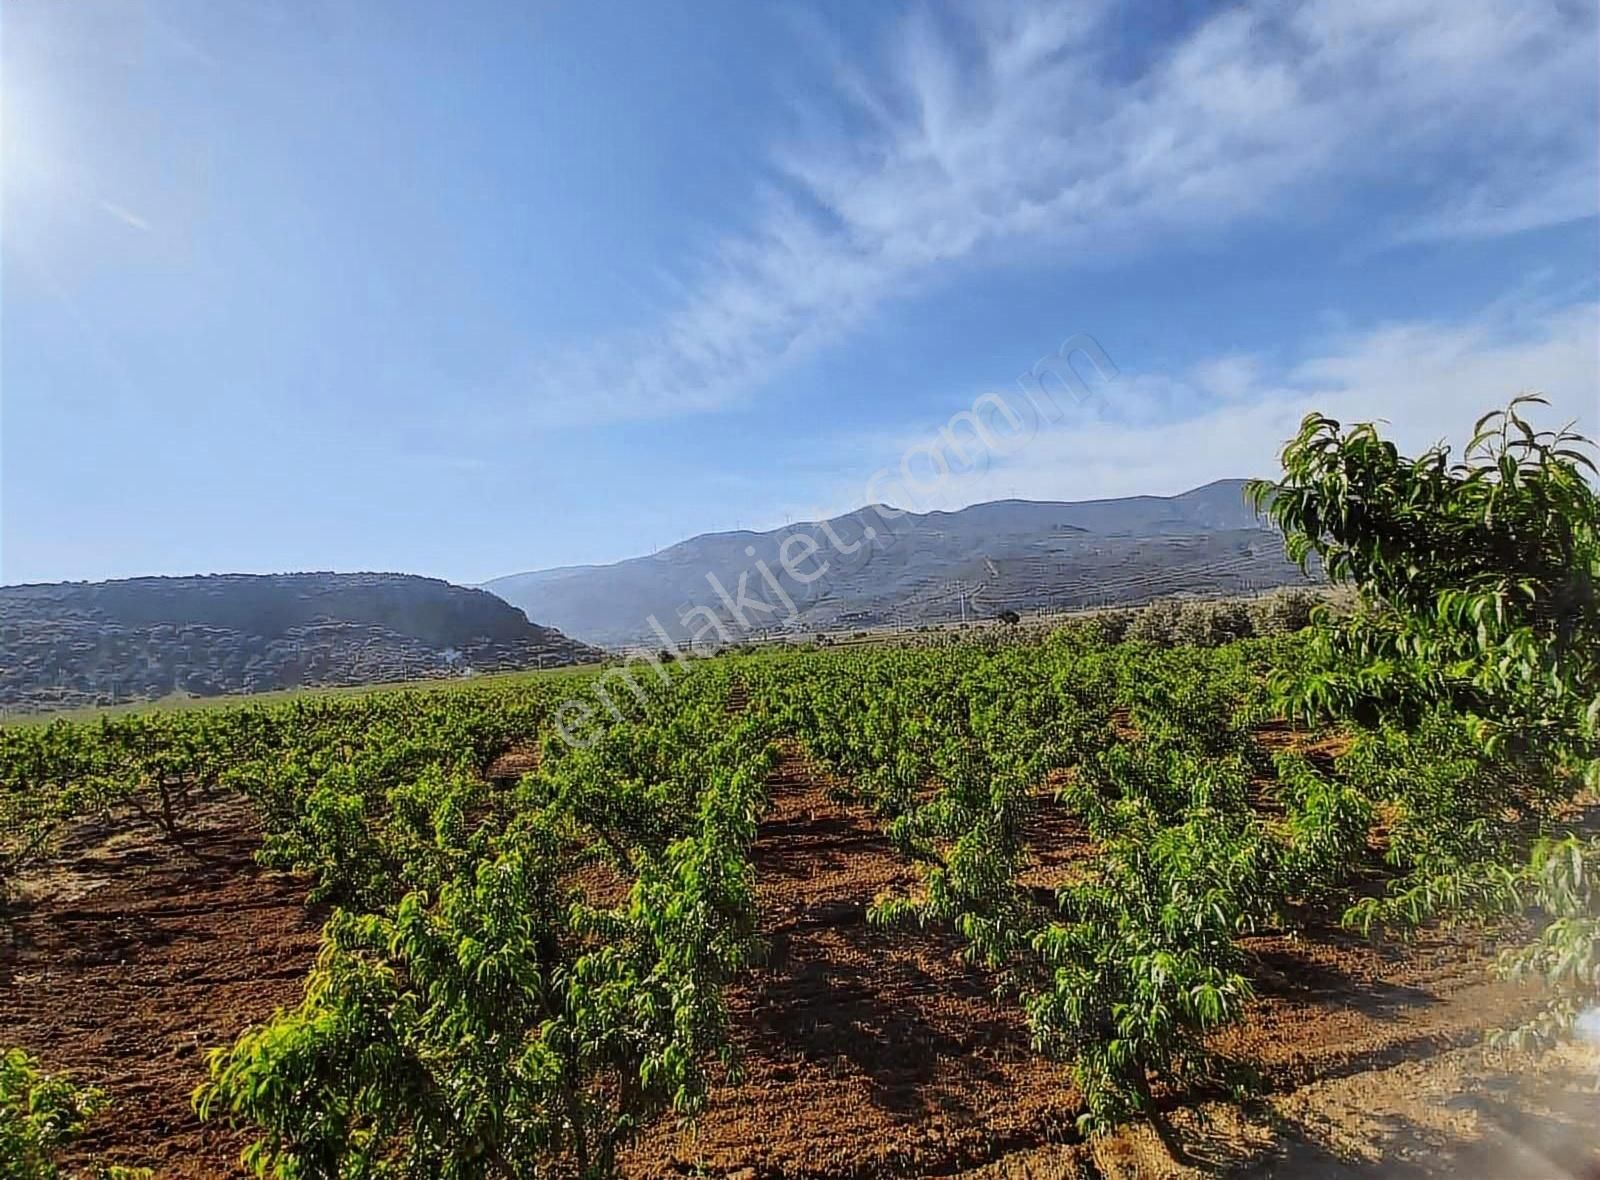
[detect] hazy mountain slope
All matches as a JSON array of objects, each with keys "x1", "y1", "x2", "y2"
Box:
[
  {"x1": 486, "y1": 480, "x2": 1317, "y2": 648},
  {"x1": 0, "y1": 572, "x2": 599, "y2": 712}
]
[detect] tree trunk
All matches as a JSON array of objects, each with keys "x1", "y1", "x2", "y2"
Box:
[{"x1": 1131, "y1": 1068, "x2": 1191, "y2": 1166}]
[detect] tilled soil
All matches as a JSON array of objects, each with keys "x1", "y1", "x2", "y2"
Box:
[
  {"x1": 626, "y1": 750, "x2": 1078, "y2": 1179},
  {"x1": 486, "y1": 743, "x2": 542, "y2": 784},
  {"x1": 1, "y1": 798, "x2": 323, "y2": 1178},
  {"x1": 967, "y1": 1040, "x2": 1600, "y2": 1179},
  {"x1": 627, "y1": 750, "x2": 1559, "y2": 1179},
  {"x1": 3, "y1": 759, "x2": 1586, "y2": 1178}
]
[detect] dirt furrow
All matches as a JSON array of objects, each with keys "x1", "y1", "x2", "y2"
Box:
[{"x1": 1, "y1": 798, "x2": 323, "y2": 1178}]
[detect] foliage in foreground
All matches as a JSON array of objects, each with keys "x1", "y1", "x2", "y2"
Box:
[
  {"x1": 194, "y1": 669, "x2": 775, "y2": 1179},
  {"x1": 6, "y1": 396, "x2": 1596, "y2": 1170},
  {"x1": 1253, "y1": 395, "x2": 1600, "y2": 1044},
  {"x1": 0, "y1": 1047, "x2": 150, "y2": 1180},
  {"x1": 0, "y1": 1048, "x2": 103, "y2": 1180}
]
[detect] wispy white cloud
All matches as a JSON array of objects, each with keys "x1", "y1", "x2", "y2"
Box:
[
  {"x1": 1190, "y1": 355, "x2": 1262, "y2": 402},
  {"x1": 530, "y1": 0, "x2": 1597, "y2": 423},
  {"x1": 857, "y1": 298, "x2": 1600, "y2": 514},
  {"x1": 98, "y1": 199, "x2": 152, "y2": 232}
]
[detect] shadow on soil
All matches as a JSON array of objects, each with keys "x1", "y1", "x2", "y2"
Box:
[
  {"x1": 755, "y1": 811, "x2": 880, "y2": 882},
  {"x1": 747, "y1": 917, "x2": 1023, "y2": 1118},
  {"x1": 1248, "y1": 942, "x2": 1438, "y2": 1018}
]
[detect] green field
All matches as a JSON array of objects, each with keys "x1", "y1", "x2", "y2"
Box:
[{"x1": 3, "y1": 400, "x2": 1596, "y2": 1178}]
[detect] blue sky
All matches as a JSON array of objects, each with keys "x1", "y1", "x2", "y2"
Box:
[{"x1": 2, "y1": 0, "x2": 1596, "y2": 586}]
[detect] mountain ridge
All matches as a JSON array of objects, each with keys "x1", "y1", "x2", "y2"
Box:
[
  {"x1": 485, "y1": 479, "x2": 1316, "y2": 648},
  {"x1": 0, "y1": 572, "x2": 598, "y2": 713},
  {"x1": 492, "y1": 479, "x2": 1258, "y2": 585}
]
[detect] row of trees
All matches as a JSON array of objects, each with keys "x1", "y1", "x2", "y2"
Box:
[
  {"x1": 5, "y1": 395, "x2": 1594, "y2": 1176},
  {"x1": 747, "y1": 395, "x2": 1599, "y2": 1135},
  {"x1": 194, "y1": 664, "x2": 779, "y2": 1178}
]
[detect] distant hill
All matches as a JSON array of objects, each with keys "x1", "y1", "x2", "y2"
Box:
[
  {"x1": 485, "y1": 479, "x2": 1318, "y2": 648},
  {"x1": 0, "y1": 572, "x2": 599, "y2": 713}
]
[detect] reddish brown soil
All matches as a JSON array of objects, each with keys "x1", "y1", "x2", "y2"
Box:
[
  {"x1": 969, "y1": 1038, "x2": 1600, "y2": 1179},
  {"x1": 1224, "y1": 926, "x2": 1529, "y2": 1087},
  {"x1": 1019, "y1": 776, "x2": 1094, "y2": 893},
  {"x1": 0, "y1": 798, "x2": 322, "y2": 1178},
  {"x1": 1, "y1": 751, "x2": 1570, "y2": 1179},
  {"x1": 1250, "y1": 719, "x2": 1352, "y2": 766},
  {"x1": 623, "y1": 750, "x2": 1551, "y2": 1179},
  {"x1": 486, "y1": 743, "x2": 542, "y2": 783},
  {"x1": 627, "y1": 748, "x2": 1078, "y2": 1179}
]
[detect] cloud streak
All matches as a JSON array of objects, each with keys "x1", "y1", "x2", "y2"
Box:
[
  {"x1": 529, "y1": 0, "x2": 1597, "y2": 424},
  {"x1": 98, "y1": 199, "x2": 152, "y2": 232},
  {"x1": 863, "y1": 297, "x2": 1600, "y2": 514}
]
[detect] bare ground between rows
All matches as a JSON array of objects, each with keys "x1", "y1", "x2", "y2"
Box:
[
  {"x1": 626, "y1": 748, "x2": 1078, "y2": 1179},
  {"x1": 0, "y1": 796, "x2": 323, "y2": 1178},
  {"x1": 626, "y1": 749, "x2": 1551, "y2": 1179},
  {"x1": 964, "y1": 1040, "x2": 1600, "y2": 1179},
  {"x1": 0, "y1": 752, "x2": 1568, "y2": 1179}
]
